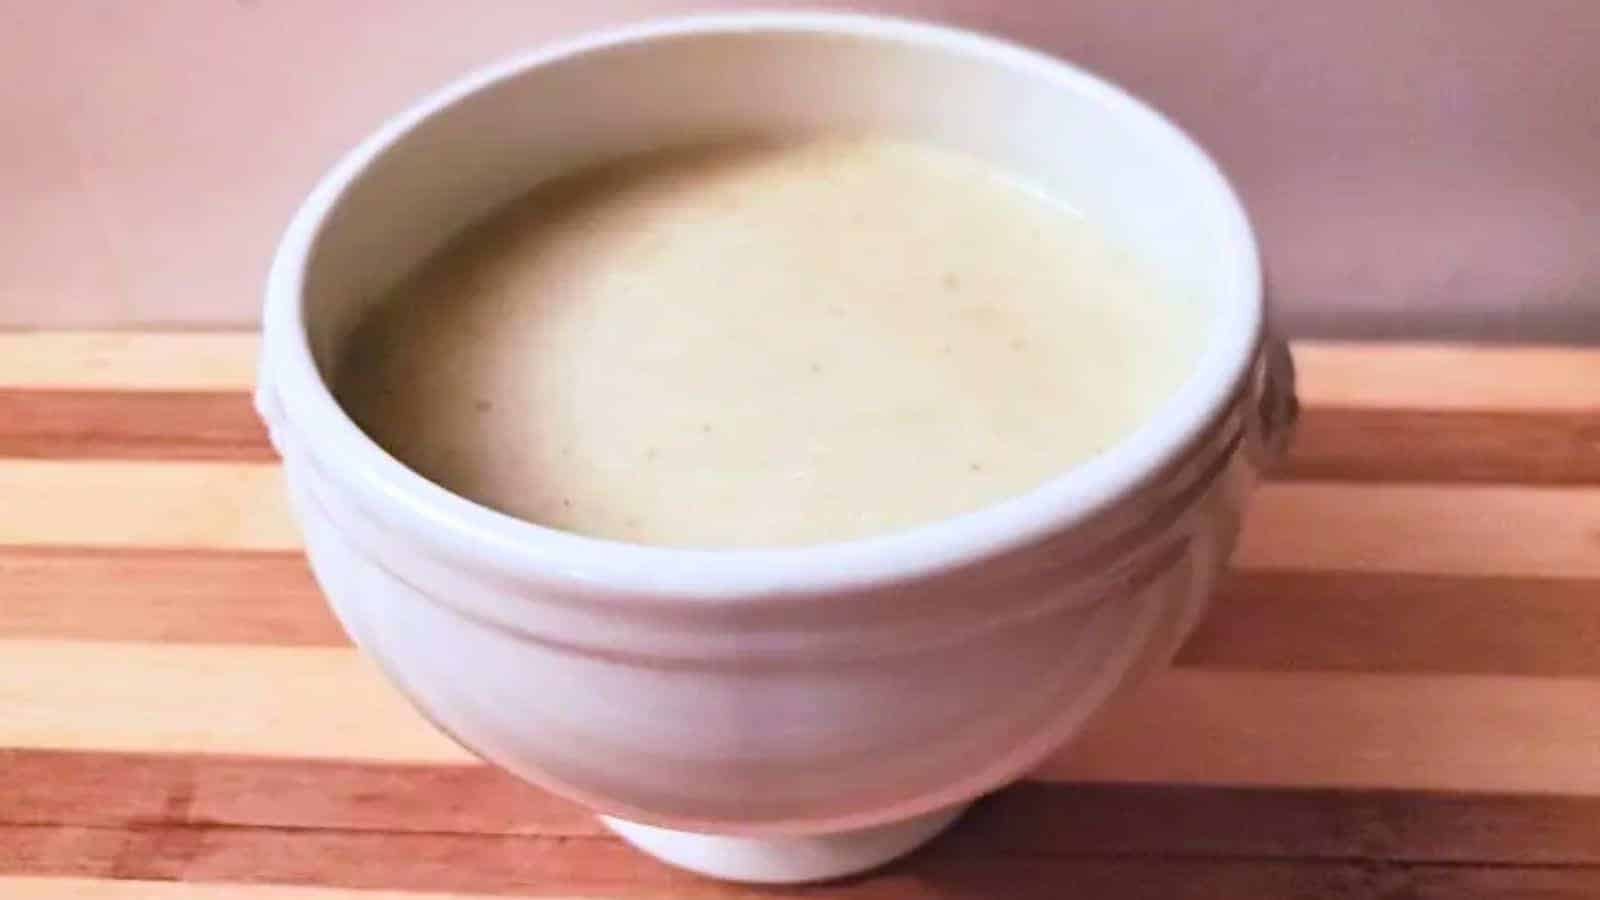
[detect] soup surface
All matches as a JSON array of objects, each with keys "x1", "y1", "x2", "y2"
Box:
[{"x1": 338, "y1": 137, "x2": 1205, "y2": 547}]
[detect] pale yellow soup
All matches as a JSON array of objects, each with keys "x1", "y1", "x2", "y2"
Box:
[{"x1": 338, "y1": 137, "x2": 1205, "y2": 548}]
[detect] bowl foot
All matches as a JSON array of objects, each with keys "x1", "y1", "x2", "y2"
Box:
[{"x1": 600, "y1": 804, "x2": 969, "y2": 883}]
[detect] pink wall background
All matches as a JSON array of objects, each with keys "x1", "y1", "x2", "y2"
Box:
[{"x1": 6, "y1": 1, "x2": 1597, "y2": 339}]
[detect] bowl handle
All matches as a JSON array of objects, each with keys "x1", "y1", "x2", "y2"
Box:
[{"x1": 1250, "y1": 335, "x2": 1298, "y2": 465}]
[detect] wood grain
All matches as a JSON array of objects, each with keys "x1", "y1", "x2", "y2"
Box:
[
  {"x1": 0, "y1": 640, "x2": 470, "y2": 764},
  {"x1": 1235, "y1": 482, "x2": 1600, "y2": 579},
  {"x1": 0, "y1": 333, "x2": 258, "y2": 391},
  {"x1": 0, "y1": 390, "x2": 272, "y2": 461},
  {"x1": 0, "y1": 548, "x2": 343, "y2": 646},
  {"x1": 9, "y1": 748, "x2": 1600, "y2": 866},
  {"x1": 1, "y1": 827, "x2": 704, "y2": 899},
  {"x1": 9, "y1": 830, "x2": 1600, "y2": 899},
  {"x1": 6, "y1": 335, "x2": 1597, "y2": 411},
  {"x1": 8, "y1": 640, "x2": 1600, "y2": 796},
  {"x1": 11, "y1": 548, "x2": 1600, "y2": 679},
  {"x1": 0, "y1": 461, "x2": 295, "y2": 550},
  {"x1": 1294, "y1": 342, "x2": 1600, "y2": 412},
  {"x1": 0, "y1": 879, "x2": 504, "y2": 900},
  {"x1": 0, "y1": 749, "x2": 595, "y2": 837},
  {"x1": 950, "y1": 780, "x2": 1600, "y2": 865},
  {"x1": 8, "y1": 463, "x2": 1597, "y2": 579},
  {"x1": 1281, "y1": 406, "x2": 1600, "y2": 484},
  {"x1": 6, "y1": 334, "x2": 1600, "y2": 898},
  {"x1": 1183, "y1": 570, "x2": 1600, "y2": 677},
  {"x1": 2, "y1": 338, "x2": 1599, "y2": 489},
  {"x1": 1052, "y1": 669, "x2": 1600, "y2": 795},
  {"x1": 5, "y1": 387, "x2": 1598, "y2": 487}
]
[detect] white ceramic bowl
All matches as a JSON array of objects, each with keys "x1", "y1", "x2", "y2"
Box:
[{"x1": 256, "y1": 12, "x2": 1295, "y2": 883}]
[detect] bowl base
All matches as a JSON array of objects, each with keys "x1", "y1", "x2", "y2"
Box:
[{"x1": 600, "y1": 804, "x2": 969, "y2": 883}]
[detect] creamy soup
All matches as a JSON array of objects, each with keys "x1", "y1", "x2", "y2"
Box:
[{"x1": 337, "y1": 137, "x2": 1205, "y2": 547}]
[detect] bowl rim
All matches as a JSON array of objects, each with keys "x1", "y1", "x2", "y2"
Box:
[{"x1": 259, "y1": 10, "x2": 1263, "y2": 602}]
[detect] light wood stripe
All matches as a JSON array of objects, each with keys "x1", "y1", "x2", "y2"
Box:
[
  {"x1": 0, "y1": 333, "x2": 259, "y2": 391},
  {"x1": 7, "y1": 640, "x2": 1600, "y2": 797},
  {"x1": 1049, "y1": 669, "x2": 1600, "y2": 795},
  {"x1": 11, "y1": 549, "x2": 1600, "y2": 678},
  {"x1": 0, "y1": 462, "x2": 295, "y2": 550},
  {"x1": 0, "y1": 640, "x2": 468, "y2": 764},
  {"x1": 7, "y1": 334, "x2": 1599, "y2": 413},
  {"x1": 9, "y1": 749, "x2": 1600, "y2": 866},
  {"x1": 6, "y1": 463, "x2": 1597, "y2": 579},
  {"x1": 0, "y1": 826, "x2": 727, "y2": 898},
  {"x1": 1294, "y1": 342, "x2": 1600, "y2": 412}
]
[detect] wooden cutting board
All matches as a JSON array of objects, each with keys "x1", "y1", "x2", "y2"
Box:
[{"x1": 3, "y1": 333, "x2": 1600, "y2": 899}]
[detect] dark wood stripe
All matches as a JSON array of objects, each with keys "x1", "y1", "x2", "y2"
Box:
[
  {"x1": 13, "y1": 825, "x2": 1599, "y2": 900},
  {"x1": 0, "y1": 547, "x2": 344, "y2": 646},
  {"x1": 3, "y1": 389, "x2": 1599, "y2": 487},
  {"x1": 8, "y1": 749, "x2": 1600, "y2": 867},
  {"x1": 1281, "y1": 406, "x2": 1600, "y2": 485},
  {"x1": 1181, "y1": 570, "x2": 1600, "y2": 677},
  {"x1": 958, "y1": 781, "x2": 1600, "y2": 866},
  {"x1": 7, "y1": 753, "x2": 1600, "y2": 897},
  {"x1": 10, "y1": 548, "x2": 1600, "y2": 679},
  {"x1": 0, "y1": 389, "x2": 272, "y2": 462}
]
